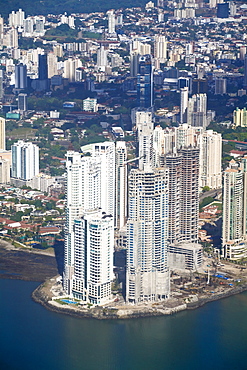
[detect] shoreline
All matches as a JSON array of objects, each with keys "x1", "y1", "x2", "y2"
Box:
[
  {"x1": 1, "y1": 238, "x2": 247, "y2": 320},
  {"x1": 31, "y1": 276, "x2": 247, "y2": 320}
]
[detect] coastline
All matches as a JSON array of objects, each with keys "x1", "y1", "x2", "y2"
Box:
[
  {"x1": 31, "y1": 276, "x2": 247, "y2": 320},
  {"x1": 1, "y1": 238, "x2": 247, "y2": 320}
]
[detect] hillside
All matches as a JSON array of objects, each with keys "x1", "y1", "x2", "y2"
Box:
[{"x1": 1, "y1": 0, "x2": 147, "y2": 18}]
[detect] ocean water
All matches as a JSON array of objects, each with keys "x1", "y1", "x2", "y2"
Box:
[{"x1": 0, "y1": 279, "x2": 247, "y2": 370}]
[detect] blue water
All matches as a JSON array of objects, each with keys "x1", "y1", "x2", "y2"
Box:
[{"x1": 0, "y1": 279, "x2": 247, "y2": 370}]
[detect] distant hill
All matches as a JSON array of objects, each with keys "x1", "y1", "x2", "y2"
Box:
[{"x1": 1, "y1": 0, "x2": 147, "y2": 18}]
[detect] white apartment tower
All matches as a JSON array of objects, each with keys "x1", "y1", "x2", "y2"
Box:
[
  {"x1": 11, "y1": 141, "x2": 39, "y2": 180},
  {"x1": 72, "y1": 210, "x2": 114, "y2": 305},
  {"x1": 180, "y1": 87, "x2": 189, "y2": 124},
  {"x1": 135, "y1": 110, "x2": 154, "y2": 170},
  {"x1": 64, "y1": 142, "x2": 115, "y2": 295},
  {"x1": 97, "y1": 46, "x2": 108, "y2": 72},
  {"x1": 107, "y1": 10, "x2": 115, "y2": 34},
  {"x1": 115, "y1": 141, "x2": 127, "y2": 229},
  {"x1": 126, "y1": 168, "x2": 170, "y2": 303},
  {"x1": 64, "y1": 152, "x2": 101, "y2": 293},
  {"x1": 198, "y1": 130, "x2": 222, "y2": 189},
  {"x1": 187, "y1": 93, "x2": 207, "y2": 129},
  {"x1": 154, "y1": 35, "x2": 167, "y2": 69}
]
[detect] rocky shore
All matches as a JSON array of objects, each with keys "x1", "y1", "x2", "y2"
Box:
[
  {"x1": 32, "y1": 275, "x2": 247, "y2": 320},
  {"x1": 1, "y1": 238, "x2": 247, "y2": 320}
]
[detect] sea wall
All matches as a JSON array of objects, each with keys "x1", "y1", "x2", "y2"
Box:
[{"x1": 32, "y1": 280, "x2": 247, "y2": 320}]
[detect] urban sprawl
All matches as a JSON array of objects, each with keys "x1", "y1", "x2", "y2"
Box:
[{"x1": 0, "y1": 0, "x2": 247, "y2": 307}]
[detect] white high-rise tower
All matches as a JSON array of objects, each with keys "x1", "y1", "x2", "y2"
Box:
[
  {"x1": 64, "y1": 142, "x2": 115, "y2": 295},
  {"x1": 72, "y1": 210, "x2": 114, "y2": 305},
  {"x1": 11, "y1": 141, "x2": 39, "y2": 180},
  {"x1": 126, "y1": 168, "x2": 170, "y2": 303}
]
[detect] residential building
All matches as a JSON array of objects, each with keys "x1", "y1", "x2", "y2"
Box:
[
  {"x1": 198, "y1": 130, "x2": 222, "y2": 189},
  {"x1": 126, "y1": 167, "x2": 170, "y2": 303},
  {"x1": 11, "y1": 141, "x2": 39, "y2": 180},
  {"x1": 233, "y1": 107, "x2": 247, "y2": 128},
  {"x1": 64, "y1": 142, "x2": 115, "y2": 295},
  {"x1": 72, "y1": 210, "x2": 114, "y2": 305},
  {"x1": 115, "y1": 141, "x2": 127, "y2": 229}
]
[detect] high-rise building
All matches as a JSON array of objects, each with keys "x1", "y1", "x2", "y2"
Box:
[
  {"x1": 0, "y1": 70, "x2": 4, "y2": 100},
  {"x1": 72, "y1": 210, "x2": 114, "y2": 304},
  {"x1": 178, "y1": 147, "x2": 199, "y2": 243},
  {"x1": 217, "y1": 2, "x2": 229, "y2": 18},
  {"x1": 5, "y1": 27, "x2": 18, "y2": 48},
  {"x1": 0, "y1": 117, "x2": 5, "y2": 151},
  {"x1": 63, "y1": 58, "x2": 82, "y2": 82},
  {"x1": 187, "y1": 93, "x2": 207, "y2": 129},
  {"x1": 126, "y1": 167, "x2": 170, "y2": 303},
  {"x1": 222, "y1": 159, "x2": 247, "y2": 260},
  {"x1": 47, "y1": 52, "x2": 58, "y2": 79},
  {"x1": 0, "y1": 158, "x2": 10, "y2": 184},
  {"x1": 215, "y1": 77, "x2": 227, "y2": 95},
  {"x1": 233, "y1": 107, "x2": 247, "y2": 127},
  {"x1": 64, "y1": 142, "x2": 115, "y2": 295},
  {"x1": 115, "y1": 141, "x2": 127, "y2": 229},
  {"x1": 166, "y1": 152, "x2": 182, "y2": 243},
  {"x1": 130, "y1": 41, "x2": 151, "y2": 77},
  {"x1": 135, "y1": 111, "x2": 154, "y2": 170},
  {"x1": 97, "y1": 46, "x2": 108, "y2": 72},
  {"x1": 18, "y1": 93, "x2": 28, "y2": 113},
  {"x1": 154, "y1": 35, "x2": 167, "y2": 69},
  {"x1": 180, "y1": 87, "x2": 189, "y2": 124},
  {"x1": 198, "y1": 130, "x2": 222, "y2": 189},
  {"x1": 9, "y1": 9, "x2": 25, "y2": 27},
  {"x1": 38, "y1": 54, "x2": 48, "y2": 80},
  {"x1": 107, "y1": 10, "x2": 115, "y2": 34},
  {"x1": 165, "y1": 146, "x2": 199, "y2": 244},
  {"x1": 11, "y1": 141, "x2": 39, "y2": 180},
  {"x1": 15, "y1": 63, "x2": 27, "y2": 90},
  {"x1": 137, "y1": 54, "x2": 153, "y2": 108}
]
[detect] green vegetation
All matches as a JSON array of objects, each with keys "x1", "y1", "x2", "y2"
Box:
[
  {"x1": 0, "y1": 0, "x2": 147, "y2": 18},
  {"x1": 199, "y1": 196, "x2": 215, "y2": 211}
]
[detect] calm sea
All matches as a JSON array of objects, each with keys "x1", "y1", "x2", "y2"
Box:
[{"x1": 0, "y1": 279, "x2": 247, "y2": 370}]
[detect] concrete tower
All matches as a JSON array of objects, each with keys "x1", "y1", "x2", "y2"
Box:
[
  {"x1": 126, "y1": 168, "x2": 170, "y2": 303},
  {"x1": 72, "y1": 210, "x2": 114, "y2": 305}
]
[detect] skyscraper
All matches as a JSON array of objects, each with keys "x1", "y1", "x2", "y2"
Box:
[
  {"x1": 154, "y1": 35, "x2": 167, "y2": 69},
  {"x1": 64, "y1": 142, "x2": 115, "y2": 295},
  {"x1": 137, "y1": 54, "x2": 153, "y2": 109},
  {"x1": 115, "y1": 141, "x2": 127, "y2": 229},
  {"x1": 18, "y1": 93, "x2": 28, "y2": 113},
  {"x1": 198, "y1": 130, "x2": 222, "y2": 189},
  {"x1": 38, "y1": 54, "x2": 48, "y2": 80},
  {"x1": 107, "y1": 10, "x2": 115, "y2": 34},
  {"x1": 135, "y1": 110, "x2": 154, "y2": 170},
  {"x1": 15, "y1": 63, "x2": 27, "y2": 90},
  {"x1": 178, "y1": 147, "x2": 199, "y2": 243},
  {"x1": 0, "y1": 117, "x2": 5, "y2": 150},
  {"x1": 126, "y1": 167, "x2": 170, "y2": 303},
  {"x1": 166, "y1": 152, "x2": 182, "y2": 243},
  {"x1": 180, "y1": 87, "x2": 188, "y2": 124},
  {"x1": 72, "y1": 210, "x2": 114, "y2": 304},
  {"x1": 222, "y1": 159, "x2": 247, "y2": 260},
  {"x1": 187, "y1": 93, "x2": 207, "y2": 129},
  {"x1": 11, "y1": 141, "x2": 39, "y2": 180}
]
